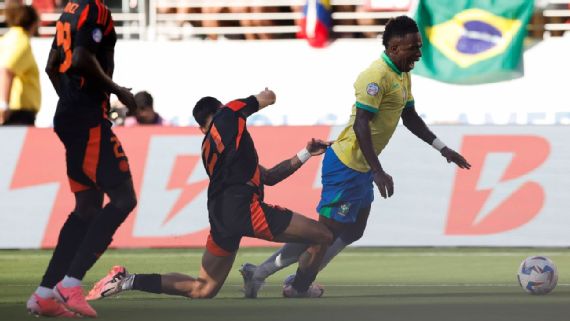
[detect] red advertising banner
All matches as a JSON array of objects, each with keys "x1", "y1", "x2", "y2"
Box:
[
  {"x1": 2, "y1": 126, "x2": 569, "y2": 248},
  {"x1": 10, "y1": 126, "x2": 331, "y2": 249}
]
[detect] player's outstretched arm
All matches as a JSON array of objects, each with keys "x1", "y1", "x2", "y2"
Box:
[
  {"x1": 260, "y1": 138, "x2": 332, "y2": 186},
  {"x1": 254, "y1": 87, "x2": 276, "y2": 111},
  {"x1": 72, "y1": 47, "x2": 136, "y2": 112},
  {"x1": 401, "y1": 106, "x2": 471, "y2": 169},
  {"x1": 354, "y1": 108, "x2": 394, "y2": 198}
]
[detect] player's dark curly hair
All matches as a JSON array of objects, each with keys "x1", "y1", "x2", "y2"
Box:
[
  {"x1": 382, "y1": 15, "x2": 419, "y2": 48},
  {"x1": 193, "y1": 96, "x2": 222, "y2": 127}
]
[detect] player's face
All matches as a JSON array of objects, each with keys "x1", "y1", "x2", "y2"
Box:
[{"x1": 389, "y1": 32, "x2": 422, "y2": 72}]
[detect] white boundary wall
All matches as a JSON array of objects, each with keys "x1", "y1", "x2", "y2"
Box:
[{"x1": 31, "y1": 38, "x2": 570, "y2": 127}]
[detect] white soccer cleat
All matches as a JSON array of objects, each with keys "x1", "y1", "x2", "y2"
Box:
[
  {"x1": 86, "y1": 265, "x2": 128, "y2": 301},
  {"x1": 282, "y1": 279, "x2": 324, "y2": 298},
  {"x1": 239, "y1": 263, "x2": 265, "y2": 298}
]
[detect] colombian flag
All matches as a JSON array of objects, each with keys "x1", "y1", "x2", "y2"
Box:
[
  {"x1": 297, "y1": 0, "x2": 333, "y2": 48},
  {"x1": 413, "y1": 0, "x2": 534, "y2": 84}
]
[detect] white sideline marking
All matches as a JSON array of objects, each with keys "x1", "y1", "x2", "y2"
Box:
[
  {"x1": 3, "y1": 251, "x2": 570, "y2": 260},
  {"x1": 5, "y1": 283, "x2": 570, "y2": 288}
]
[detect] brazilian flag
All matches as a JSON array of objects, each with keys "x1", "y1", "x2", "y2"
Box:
[{"x1": 413, "y1": 0, "x2": 534, "y2": 84}]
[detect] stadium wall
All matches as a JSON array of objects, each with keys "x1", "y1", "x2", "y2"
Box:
[
  {"x1": 1, "y1": 125, "x2": 569, "y2": 249},
  {"x1": 30, "y1": 38, "x2": 570, "y2": 127}
]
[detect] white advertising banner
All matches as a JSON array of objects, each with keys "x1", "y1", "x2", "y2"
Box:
[
  {"x1": 0, "y1": 125, "x2": 568, "y2": 249},
  {"x1": 30, "y1": 38, "x2": 570, "y2": 128}
]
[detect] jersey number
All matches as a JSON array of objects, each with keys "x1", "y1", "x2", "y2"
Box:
[{"x1": 56, "y1": 21, "x2": 72, "y2": 73}]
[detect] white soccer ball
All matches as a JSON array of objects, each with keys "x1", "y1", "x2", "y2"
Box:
[{"x1": 517, "y1": 256, "x2": 558, "y2": 295}]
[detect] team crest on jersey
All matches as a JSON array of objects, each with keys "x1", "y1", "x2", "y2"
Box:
[
  {"x1": 92, "y1": 28, "x2": 103, "y2": 43},
  {"x1": 338, "y1": 203, "x2": 351, "y2": 216},
  {"x1": 366, "y1": 83, "x2": 380, "y2": 96}
]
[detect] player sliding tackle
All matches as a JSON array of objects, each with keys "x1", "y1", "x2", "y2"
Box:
[
  {"x1": 240, "y1": 15, "x2": 472, "y2": 298},
  {"x1": 86, "y1": 88, "x2": 334, "y2": 300}
]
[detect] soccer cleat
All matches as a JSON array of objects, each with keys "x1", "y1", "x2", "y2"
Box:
[
  {"x1": 54, "y1": 282, "x2": 97, "y2": 318},
  {"x1": 86, "y1": 266, "x2": 128, "y2": 301},
  {"x1": 282, "y1": 283, "x2": 324, "y2": 298},
  {"x1": 239, "y1": 263, "x2": 265, "y2": 298},
  {"x1": 26, "y1": 293, "x2": 78, "y2": 318}
]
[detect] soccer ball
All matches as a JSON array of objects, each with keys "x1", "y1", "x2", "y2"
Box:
[{"x1": 517, "y1": 256, "x2": 558, "y2": 295}]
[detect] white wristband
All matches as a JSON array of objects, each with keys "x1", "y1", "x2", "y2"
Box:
[
  {"x1": 431, "y1": 138, "x2": 446, "y2": 151},
  {"x1": 0, "y1": 101, "x2": 7, "y2": 111},
  {"x1": 296, "y1": 148, "x2": 312, "y2": 164}
]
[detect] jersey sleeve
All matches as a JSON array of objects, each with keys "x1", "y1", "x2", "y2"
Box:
[
  {"x1": 0, "y1": 37, "x2": 31, "y2": 76},
  {"x1": 74, "y1": 3, "x2": 113, "y2": 53},
  {"x1": 224, "y1": 95, "x2": 259, "y2": 118},
  {"x1": 354, "y1": 69, "x2": 384, "y2": 114}
]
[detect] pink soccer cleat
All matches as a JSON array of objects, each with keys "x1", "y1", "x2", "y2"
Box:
[
  {"x1": 86, "y1": 266, "x2": 128, "y2": 301},
  {"x1": 54, "y1": 282, "x2": 97, "y2": 318},
  {"x1": 26, "y1": 293, "x2": 77, "y2": 318}
]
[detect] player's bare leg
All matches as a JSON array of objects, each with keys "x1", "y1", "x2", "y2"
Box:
[
  {"x1": 89, "y1": 250, "x2": 237, "y2": 300},
  {"x1": 320, "y1": 206, "x2": 370, "y2": 269},
  {"x1": 272, "y1": 212, "x2": 333, "y2": 244},
  {"x1": 160, "y1": 250, "x2": 237, "y2": 299},
  {"x1": 243, "y1": 209, "x2": 371, "y2": 298},
  {"x1": 271, "y1": 213, "x2": 333, "y2": 298},
  {"x1": 89, "y1": 212, "x2": 331, "y2": 300}
]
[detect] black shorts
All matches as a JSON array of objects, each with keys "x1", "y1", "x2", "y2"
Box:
[
  {"x1": 206, "y1": 186, "x2": 293, "y2": 256},
  {"x1": 55, "y1": 122, "x2": 132, "y2": 193},
  {"x1": 2, "y1": 109, "x2": 37, "y2": 125}
]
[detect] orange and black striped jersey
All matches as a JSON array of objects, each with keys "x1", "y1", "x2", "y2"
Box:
[
  {"x1": 52, "y1": 0, "x2": 117, "y2": 130},
  {"x1": 201, "y1": 96, "x2": 261, "y2": 199}
]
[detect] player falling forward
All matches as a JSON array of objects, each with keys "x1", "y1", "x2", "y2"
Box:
[
  {"x1": 85, "y1": 88, "x2": 333, "y2": 301},
  {"x1": 240, "y1": 15, "x2": 472, "y2": 298},
  {"x1": 25, "y1": 0, "x2": 138, "y2": 317}
]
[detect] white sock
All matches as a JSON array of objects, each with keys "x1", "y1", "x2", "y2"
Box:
[
  {"x1": 253, "y1": 243, "x2": 308, "y2": 280},
  {"x1": 121, "y1": 274, "x2": 135, "y2": 291},
  {"x1": 34, "y1": 286, "x2": 54, "y2": 299},
  {"x1": 61, "y1": 276, "x2": 82, "y2": 288},
  {"x1": 319, "y1": 237, "x2": 349, "y2": 270},
  {"x1": 253, "y1": 237, "x2": 350, "y2": 281}
]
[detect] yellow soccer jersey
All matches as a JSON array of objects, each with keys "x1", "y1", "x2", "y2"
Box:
[
  {"x1": 332, "y1": 52, "x2": 414, "y2": 172},
  {"x1": 0, "y1": 27, "x2": 41, "y2": 112}
]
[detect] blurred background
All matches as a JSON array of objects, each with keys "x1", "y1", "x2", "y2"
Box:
[{"x1": 1, "y1": 0, "x2": 569, "y2": 250}]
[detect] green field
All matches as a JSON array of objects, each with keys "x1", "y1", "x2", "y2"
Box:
[{"x1": 1, "y1": 248, "x2": 569, "y2": 321}]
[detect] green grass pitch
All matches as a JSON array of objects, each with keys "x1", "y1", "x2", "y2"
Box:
[{"x1": 1, "y1": 247, "x2": 569, "y2": 321}]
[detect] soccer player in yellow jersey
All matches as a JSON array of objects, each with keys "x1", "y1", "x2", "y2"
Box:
[
  {"x1": 241, "y1": 15, "x2": 471, "y2": 298},
  {"x1": 0, "y1": 4, "x2": 41, "y2": 125}
]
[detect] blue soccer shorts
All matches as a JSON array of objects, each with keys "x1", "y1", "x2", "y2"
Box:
[{"x1": 316, "y1": 148, "x2": 374, "y2": 223}]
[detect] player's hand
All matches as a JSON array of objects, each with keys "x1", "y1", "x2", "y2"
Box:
[
  {"x1": 115, "y1": 86, "x2": 136, "y2": 114},
  {"x1": 441, "y1": 147, "x2": 471, "y2": 169},
  {"x1": 306, "y1": 138, "x2": 333, "y2": 156},
  {"x1": 372, "y1": 170, "x2": 394, "y2": 199},
  {"x1": 256, "y1": 87, "x2": 276, "y2": 109}
]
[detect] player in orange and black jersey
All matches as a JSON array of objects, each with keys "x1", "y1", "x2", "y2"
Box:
[
  {"x1": 84, "y1": 88, "x2": 334, "y2": 301},
  {"x1": 26, "y1": 0, "x2": 138, "y2": 318}
]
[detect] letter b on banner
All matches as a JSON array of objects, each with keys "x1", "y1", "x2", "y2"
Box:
[{"x1": 446, "y1": 135, "x2": 550, "y2": 235}]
